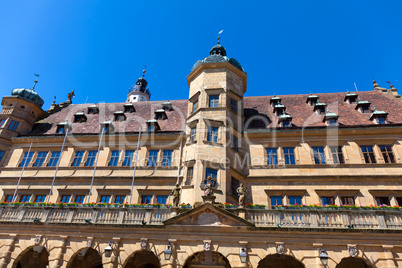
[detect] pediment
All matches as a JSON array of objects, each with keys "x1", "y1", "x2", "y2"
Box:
[{"x1": 164, "y1": 203, "x2": 254, "y2": 227}]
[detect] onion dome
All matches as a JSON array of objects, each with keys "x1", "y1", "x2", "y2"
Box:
[
  {"x1": 11, "y1": 80, "x2": 44, "y2": 108},
  {"x1": 191, "y1": 39, "x2": 244, "y2": 73}
]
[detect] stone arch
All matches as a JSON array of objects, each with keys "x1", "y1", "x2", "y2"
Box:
[
  {"x1": 66, "y1": 247, "x2": 103, "y2": 268},
  {"x1": 123, "y1": 250, "x2": 161, "y2": 268},
  {"x1": 257, "y1": 254, "x2": 305, "y2": 268},
  {"x1": 183, "y1": 251, "x2": 231, "y2": 268},
  {"x1": 12, "y1": 245, "x2": 49, "y2": 268},
  {"x1": 336, "y1": 257, "x2": 373, "y2": 268}
]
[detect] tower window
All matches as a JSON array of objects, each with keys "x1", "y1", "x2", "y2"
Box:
[
  {"x1": 190, "y1": 127, "x2": 197, "y2": 142},
  {"x1": 186, "y1": 167, "x2": 193, "y2": 185},
  {"x1": 207, "y1": 126, "x2": 219, "y2": 143},
  {"x1": 0, "y1": 151, "x2": 5, "y2": 162},
  {"x1": 209, "y1": 95, "x2": 219, "y2": 108},
  {"x1": 205, "y1": 168, "x2": 218, "y2": 187},
  {"x1": 0, "y1": 119, "x2": 6, "y2": 128},
  {"x1": 230, "y1": 98, "x2": 238, "y2": 112},
  {"x1": 8, "y1": 120, "x2": 19, "y2": 131}
]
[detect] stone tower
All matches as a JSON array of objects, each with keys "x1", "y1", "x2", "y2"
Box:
[
  {"x1": 127, "y1": 70, "x2": 151, "y2": 103},
  {"x1": 182, "y1": 40, "x2": 247, "y2": 204}
]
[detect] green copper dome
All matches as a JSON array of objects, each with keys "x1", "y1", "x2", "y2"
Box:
[{"x1": 11, "y1": 87, "x2": 44, "y2": 108}]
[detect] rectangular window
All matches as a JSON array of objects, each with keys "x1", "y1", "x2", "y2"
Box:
[
  {"x1": 289, "y1": 196, "x2": 301, "y2": 205},
  {"x1": 162, "y1": 150, "x2": 173, "y2": 167},
  {"x1": 6, "y1": 195, "x2": 13, "y2": 202},
  {"x1": 377, "y1": 117, "x2": 386, "y2": 124},
  {"x1": 85, "y1": 151, "x2": 97, "y2": 167},
  {"x1": 340, "y1": 196, "x2": 355, "y2": 206},
  {"x1": 321, "y1": 197, "x2": 335, "y2": 206},
  {"x1": 205, "y1": 168, "x2": 218, "y2": 187},
  {"x1": 361, "y1": 106, "x2": 369, "y2": 113},
  {"x1": 283, "y1": 147, "x2": 295, "y2": 165},
  {"x1": 100, "y1": 195, "x2": 111, "y2": 203},
  {"x1": 57, "y1": 126, "x2": 65, "y2": 134},
  {"x1": 72, "y1": 151, "x2": 84, "y2": 167},
  {"x1": 187, "y1": 167, "x2": 193, "y2": 185},
  {"x1": 193, "y1": 100, "x2": 198, "y2": 113},
  {"x1": 313, "y1": 146, "x2": 326, "y2": 164},
  {"x1": 361, "y1": 145, "x2": 376, "y2": 163},
  {"x1": 232, "y1": 135, "x2": 239, "y2": 152},
  {"x1": 330, "y1": 146, "x2": 344, "y2": 164},
  {"x1": 123, "y1": 150, "x2": 135, "y2": 166},
  {"x1": 141, "y1": 195, "x2": 152, "y2": 204},
  {"x1": 156, "y1": 195, "x2": 168, "y2": 204},
  {"x1": 190, "y1": 127, "x2": 197, "y2": 142},
  {"x1": 282, "y1": 121, "x2": 290, "y2": 127},
  {"x1": 33, "y1": 152, "x2": 47, "y2": 167},
  {"x1": 20, "y1": 152, "x2": 34, "y2": 167},
  {"x1": 230, "y1": 98, "x2": 238, "y2": 112},
  {"x1": 0, "y1": 119, "x2": 6, "y2": 128},
  {"x1": 8, "y1": 120, "x2": 19, "y2": 131},
  {"x1": 266, "y1": 148, "x2": 278, "y2": 166},
  {"x1": 375, "y1": 197, "x2": 390, "y2": 206},
  {"x1": 0, "y1": 151, "x2": 4, "y2": 162},
  {"x1": 75, "y1": 195, "x2": 85, "y2": 203},
  {"x1": 148, "y1": 150, "x2": 158, "y2": 167},
  {"x1": 109, "y1": 150, "x2": 120, "y2": 167},
  {"x1": 20, "y1": 195, "x2": 30, "y2": 203},
  {"x1": 61, "y1": 195, "x2": 71, "y2": 203},
  {"x1": 209, "y1": 95, "x2": 219, "y2": 108},
  {"x1": 35, "y1": 195, "x2": 46, "y2": 203},
  {"x1": 148, "y1": 124, "x2": 155, "y2": 132},
  {"x1": 207, "y1": 126, "x2": 219, "y2": 143},
  {"x1": 47, "y1": 151, "x2": 61, "y2": 167},
  {"x1": 270, "y1": 196, "x2": 283, "y2": 208},
  {"x1": 115, "y1": 195, "x2": 125, "y2": 204},
  {"x1": 379, "y1": 145, "x2": 395, "y2": 163},
  {"x1": 231, "y1": 177, "x2": 240, "y2": 198}
]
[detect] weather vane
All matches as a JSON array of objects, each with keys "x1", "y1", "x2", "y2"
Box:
[
  {"x1": 217, "y1": 30, "x2": 223, "y2": 44},
  {"x1": 32, "y1": 73, "x2": 40, "y2": 90},
  {"x1": 143, "y1": 65, "x2": 147, "y2": 78}
]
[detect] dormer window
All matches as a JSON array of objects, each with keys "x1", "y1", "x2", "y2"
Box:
[
  {"x1": 344, "y1": 92, "x2": 358, "y2": 104},
  {"x1": 306, "y1": 95, "x2": 319, "y2": 107},
  {"x1": 155, "y1": 109, "x2": 167, "y2": 120},
  {"x1": 74, "y1": 112, "x2": 87, "y2": 123},
  {"x1": 123, "y1": 104, "x2": 135, "y2": 113},
  {"x1": 355, "y1": 98, "x2": 371, "y2": 114},
  {"x1": 147, "y1": 119, "x2": 160, "y2": 132},
  {"x1": 323, "y1": 110, "x2": 339, "y2": 126},
  {"x1": 161, "y1": 101, "x2": 173, "y2": 111},
  {"x1": 100, "y1": 121, "x2": 114, "y2": 133},
  {"x1": 270, "y1": 96, "x2": 282, "y2": 108},
  {"x1": 114, "y1": 111, "x2": 126, "y2": 121},
  {"x1": 313, "y1": 102, "x2": 327, "y2": 115},
  {"x1": 273, "y1": 104, "x2": 286, "y2": 116},
  {"x1": 87, "y1": 105, "x2": 99, "y2": 114},
  {"x1": 56, "y1": 122, "x2": 72, "y2": 134},
  {"x1": 278, "y1": 114, "x2": 292, "y2": 127},
  {"x1": 370, "y1": 106, "x2": 388, "y2": 124}
]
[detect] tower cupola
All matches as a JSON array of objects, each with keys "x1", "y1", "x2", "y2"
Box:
[{"x1": 127, "y1": 68, "x2": 151, "y2": 103}]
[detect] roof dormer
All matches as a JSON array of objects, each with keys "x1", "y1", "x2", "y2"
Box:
[
  {"x1": 273, "y1": 104, "x2": 286, "y2": 116},
  {"x1": 355, "y1": 97, "x2": 371, "y2": 113},
  {"x1": 370, "y1": 105, "x2": 388, "y2": 124},
  {"x1": 100, "y1": 120, "x2": 114, "y2": 133},
  {"x1": 270, "y1": 95, "x2": 282, "y2": 108},
  {"x1": 114, "y1": 110, "x2": 126, "y2": 121},
  {"x1": 313, "y1": 102, "x2": 327, "y2": 115},
  {"x1": 278, "y1": 114, "x2": 292, "y2": 127},
  {"x1": 344, "y1": 91, "x2": 358, "y2": 104},
  {"x1": 323, "y1": 110, "x2": 339, "y2": 126},
  {"x1": 56, "y1": 121, "x2": 72, "y2": 134},
  {"x1": 147, "y1": 119, "x2": 160, "y2": 132},
  {"x1": 161, "y1": 101, "x2": 173, "y2": 111},
  {"x1": 123, "y1": 103, "x2": 135, "y2": 113},
  {"x1": 306, "y1": 94, "x2": 319, "y2": 107},
  {"x1": 73, "y1": 111, "x2": 87, "y2": 123},
  {"x1": 155, "y1": 109, "x2": 167, "y2": 120},
  {"x1": 87, "y1": 105, "x2": 99, "y2": 115}
]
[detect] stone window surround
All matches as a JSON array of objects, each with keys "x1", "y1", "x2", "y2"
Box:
[
  {"x1": 187, "y1": 119, "x2": 199, "y2": 144},
  {"x1": 188, "y1": 92, "x2": 200, "y2": 114},
  {"x1": 201, "y1": 160, "x2": 225, "y2": 191},
  {"x1": 205, "y1": 88, "x2": 224, "y2": 109},
  {"x1": 315, "y1": 190, "x2": 361, "y2": 206},
  {"x1": 2, "y1": 190, "x2": 49, "y2": 203},
  {"x1": 137, "y1": 189, "x2": 171, "y2": 204},
  {"x1": 305, "y1": 142, "x2": 348, "y2": 165},
  {"x1": 262, "y1": 142, "x2": 299, "y2": 166},
  {"x1": 265, "y1": 189, "x2": 308, "y2": 207},
  {"x1": 203, "y1": 119, "x2": 224, "y2": 145},
  {"x1": 369, "y1": 190, "x2": 402, "y2": 207},
  {"x1": 96, "y1": 189, "x2": 131, "y2": 204},
  {"x1": 56, "y1": 189, "x2": 89, "y2": 203}
]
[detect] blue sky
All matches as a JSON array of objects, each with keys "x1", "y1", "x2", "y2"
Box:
[{"x1": 0, "y1": 1, "x2": 401, "y2": 108}]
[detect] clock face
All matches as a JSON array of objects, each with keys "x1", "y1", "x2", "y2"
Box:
[{"x1": 204, "y1": 242, "x2": 210, "y2": 251}]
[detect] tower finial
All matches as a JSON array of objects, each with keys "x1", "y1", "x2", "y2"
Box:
[
  {"x1": 217, "y1": 30, "x2": 223, "y2": 44},
  {"x1": 142, "y1": 65, "x2": 147, "y2": 78},
  {"x1": 32, "y1": 73, "x2": 40, "y2": 91}
]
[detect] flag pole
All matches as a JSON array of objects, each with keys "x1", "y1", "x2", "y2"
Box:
[
  {"x1": 12, "y1": 142, "x2": 33, "y2": 202},
  {"x1": 46, "y1": 128, "x2": 69, "y2": 203},
  {"x1": 129, "y1": 126, "x2": 142, "y2": 205},
  {"x1": 86, "y1": 127, "x2": 105, "y2": 203}
]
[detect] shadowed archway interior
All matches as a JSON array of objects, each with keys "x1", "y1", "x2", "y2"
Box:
[
  {"x1": 124, "y1": 250, "x2": 161, "y2": 268},
  {"x1": 14, "y1": 246, "x2": 49, "y2": 268},
  {"x1": 336, "y1": 257, "x2": 372, "y2": 268},
  {"x1": 67, "y1": 247, "x2": 103, "y2": 268},
  {"x1": 257, "y1": 254, "x2": 305, "y2": 268},
  {"x1": 183, "y1": 251, "x2": 231, "y2": 268}
]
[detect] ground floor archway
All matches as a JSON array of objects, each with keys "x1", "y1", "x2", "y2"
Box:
[
  {"x1": 124, "y1": 250, "x2": 161, "y2": 268},
  {"x1": 336, "y1": 257, "x2": 372, "y2": 268},
  {"x1": 257, "y1": 254, "x2": 305, "y2": 268},
  {"x1": 67, "y1": 247, "x2": 103, "y2": 268},
  {"x1": 183, "y1": 251, "x2": 231, "y2": 268},
  {"x1": 13, "y1": 246, "x2": 49, "y2": 268}
]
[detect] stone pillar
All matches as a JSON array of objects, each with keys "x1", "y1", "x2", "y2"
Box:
[
  {"x1": 110, "y1": 237, "x2": 121, "y2": 268},
  {"x1": 50, "y1": 236, "x2": 68, "y2": 268},
  {"x1": 0, "y1": 234, "x2": 17, "y2": 268},
  {"x1": 165, "y1": 239, "x2": 177, "y2": 268},
  {"x1": 380, "y1": 245, "x2": 397, "y2": 268}
]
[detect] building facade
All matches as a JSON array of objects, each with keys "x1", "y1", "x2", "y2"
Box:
[{"x1": 0, "y1": 42, "x2": 402, "y2": 268}]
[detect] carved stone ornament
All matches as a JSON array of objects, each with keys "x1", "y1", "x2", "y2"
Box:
[
  {"x1": 204, "y1": 241, "x2": 211, "y2": 251},
  {"x1": 348, "y1": 246, "x2": 358, "y2": 257},
  {"x1": 276, "y1": 244, "x2": 285, "y2": 254},
  {"x1": 86, "y1": 238, "x2": 92, "y2": 248},
  {"x1": 141, "y1": 239, "x2": 147, "y2": 250},
  {"x1": 34, "y1": 235, "x2": 42, "y2": 245}
]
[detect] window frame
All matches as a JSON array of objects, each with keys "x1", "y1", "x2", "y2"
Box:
[
  {"x1": 72, "y1": 151, "x2": 84, "y2": 167},
  {"x1": 360, "y1": 145, "x2": 376, "y2": 164},
  {"x1": 85, "y1": 150, "x2": 98, "y2": 167},
  {"x1": 47, "y1": 151, "x2": 61, "y2": 167},
  {"x1": 190, "y1": 127, "x2": 197, "y2": 142},
  {"x1": 147, "y1": 150, "x2": 159, "y2": 167},
  {"x1": 283, "y1": 147, "x2": 296, "y2": 165},
  {"x1": 330, "y1": 146, "x2": 344, "y2": 164},
  {"x1": 109, "y1": 150, "x2": 121, "y2": 167},
  {"x1": 123, "y1": 150, "x2": 135, "y2": 167},
  {"x1": 209, "y1": 94, "x2": 219, "y2": 108},
  {"x1": 266, "y1": 148, "x2": 278, "y2": 166},
  {"x1": 8, "y1": 120, "x2": 19, "y2": 131},
  {"x1": 33, "y1": 152, "x2": 48, "y2": 167},
  {"x1": 20, "y1": 152, "x2": 34, "y2": 167},
  {"x1": 312, "y1": 146, "x2": 326, "y2": 165},
  {"x1": 379, "y1": 145, "x2": 395, "y2": 164},
  {"x1": 162, "y1": 150, "x2": 173, "y2": 167},
  {"x1": 207, "y1": 126, "x2": 219, "y2": 143}
]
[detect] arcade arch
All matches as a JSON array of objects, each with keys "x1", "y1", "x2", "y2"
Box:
[
  {"x1": 183, "y1": 251, "x2": 230, "y2": 268},
  {"x1": 13, "y1": 246, "x2": 49, "y2": 268},
  {"x1": 336, "y1": 257, "x2": 372, "y2": 268},
  {"x1": 257, "y1": 254, "x2": 305, "y2": 268},
  {"x1": 124, "y1": 250, "x2": 161, "y2": 268},
  {"x1": 67, "y1": 247, "x2": 103, "y2": 268}
]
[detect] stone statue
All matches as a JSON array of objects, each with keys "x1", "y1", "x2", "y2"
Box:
[
  {"x1": 204, "y1": 176, "x2": 214, "y2": 196},
  {"x1": 67, "y1": 90, "x2": 75, "y2": 103},
  {"x1": 170, "y1": 184, "x2": 181, "y2": 207},
  {"x1": 237, "y1": 183, "x2": 246, "y2": 208}
]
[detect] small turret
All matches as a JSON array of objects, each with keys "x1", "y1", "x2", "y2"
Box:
[{"x1": 127, "y1": 68, "x2": 151, "y2": 103}]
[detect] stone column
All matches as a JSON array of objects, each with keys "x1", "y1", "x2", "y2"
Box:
[
  {"x1": 50, "y1": 236, "x2": 68, "y2": 268},
  {"x1": 0, "y1": 234, "x2": 17, "y2": 268},
  {"x1": 110, "y1": 237, "x2": 121, "y2": 268},
  {"x1": 380, "y1": 245, "x2": 397, "y2": 268}
]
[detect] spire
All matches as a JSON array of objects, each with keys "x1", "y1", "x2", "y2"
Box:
[{"x1": 31, "y1": 74, "x2": 40, "y2": 91}]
